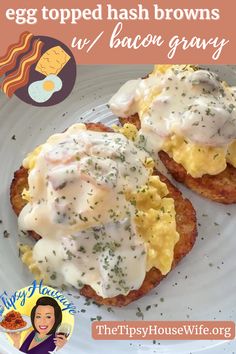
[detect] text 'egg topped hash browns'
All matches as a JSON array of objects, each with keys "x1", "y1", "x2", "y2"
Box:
[
  {"x1": 10, "y1": 123, "x2": 196, "y2": 306},
  {"x1": 109, "y1": 65, "x2": 236, "y2": 204}
]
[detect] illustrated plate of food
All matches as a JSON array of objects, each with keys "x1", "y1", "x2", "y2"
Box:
[{"x1": 0, "y1": 311, "x2": 31, "y2": 333}]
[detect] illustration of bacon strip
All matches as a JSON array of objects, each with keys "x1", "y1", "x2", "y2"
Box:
[
  {"x1": 1, "y1": 40, "x2": 44, "y2": 97},
  {"x1": 0, "y1": 32, "x2": 34, "y2": 77}
]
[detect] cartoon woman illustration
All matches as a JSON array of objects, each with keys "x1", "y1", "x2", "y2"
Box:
[{"x1": 9, "y1": 296, "x2": 68, "y2": 353}]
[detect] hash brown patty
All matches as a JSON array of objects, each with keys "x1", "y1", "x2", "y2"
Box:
[
  {"x1": 120, "y1": 114, "x2": 236, "y2": 204},
  {"x1": 10, "y1": 122, "x2": 197, "y2": 306}
]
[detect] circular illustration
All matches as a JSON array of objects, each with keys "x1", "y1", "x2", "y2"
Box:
[
  {"x1": 0, "y1": 284, "x2": 75, "y2": 354},
  {"x1": 0, "y1": 32, "x2": 76, "y2": 106}
]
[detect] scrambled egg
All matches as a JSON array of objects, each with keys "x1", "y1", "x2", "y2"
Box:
[
  {"x1": 113, "y1": 122, "x2": 138, "y2": 141},
  {"x1": 109, "y1": 65, "x2": 236, "y2": 180},
  {"x1": 23, "y1": 145, "x2": 42, "y2": 170},
  {"x1": 150, "y1": 65, "x2": 236, "y2": 177},
  {"x1": 161, "y1": 137, "x2": 236, "y2": 180},
  {"x1": 127, "y1": 175, "x2": 179, "y2": 275},
  {"x1": 162, "y1": 135, "x2": 232, "y2": 178},
  {"x1": 21, "y1": 124, "x2": 180, "y2": 280},
  {"x1": 20, "y1": 245, "x2": 42, "y2": 280},
  {"x1": 116, "y1": 124, "x2": 179, "y2": 275},
  {"x1": 22, "y1": 145, "x2": 42, "y2": 202}
]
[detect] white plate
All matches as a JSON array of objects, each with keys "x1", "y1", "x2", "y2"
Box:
[
  {"x1": 0, "y1": 65, "x2": 235, "y2": 354},
  {"x1": 0, "y1": 315, "x2": 31, "y2": 333}
]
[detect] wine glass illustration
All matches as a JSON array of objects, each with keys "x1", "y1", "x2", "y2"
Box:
[{"x1": 49, "y1": 323, "x2": 72, "y2": 353}]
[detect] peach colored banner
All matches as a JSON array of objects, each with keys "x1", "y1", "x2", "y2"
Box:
[
  {"x1": 92, "y1": 321, "x2": 235, "y2": 340},
  {"x1": 0, "y1": 0, "x2": 234, "y2": 63}
]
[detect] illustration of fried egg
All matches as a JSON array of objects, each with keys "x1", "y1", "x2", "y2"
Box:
[{"x1": 28, "y1": 74, "x2": 62, "y2": 103}]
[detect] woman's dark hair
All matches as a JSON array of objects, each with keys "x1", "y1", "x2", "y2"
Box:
[{"x1": 31, "y1": 296, "x2": 62, "y2": 335}]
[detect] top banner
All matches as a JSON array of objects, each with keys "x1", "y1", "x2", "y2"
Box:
[{"x1": 0, "y1": 0, "x2": 234, "y2": 64}]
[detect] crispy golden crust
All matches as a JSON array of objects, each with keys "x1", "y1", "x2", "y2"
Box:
[
  {"x1": 10, "y1": 122, "x2": 197, "y2": 306},
  {"x1": 159, "y1": 151, "x2": 236, "y2": 204},
  {"x1": 10, "y1": 166, "x2": 28, "y2": 217},
  {"x1": 119, "y1": 114, "x2": 141, "y2": 129},
  {"x1": 120, "y1": 114, "x2": 236, "y2": 204},
  {"x1": 10, "y1": 167, "x2": 41, "y2": 241}
]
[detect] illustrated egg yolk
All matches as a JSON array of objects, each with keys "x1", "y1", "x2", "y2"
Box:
[{"x1": 43, "y1": 80, "x2": 55, "y2": 91}]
